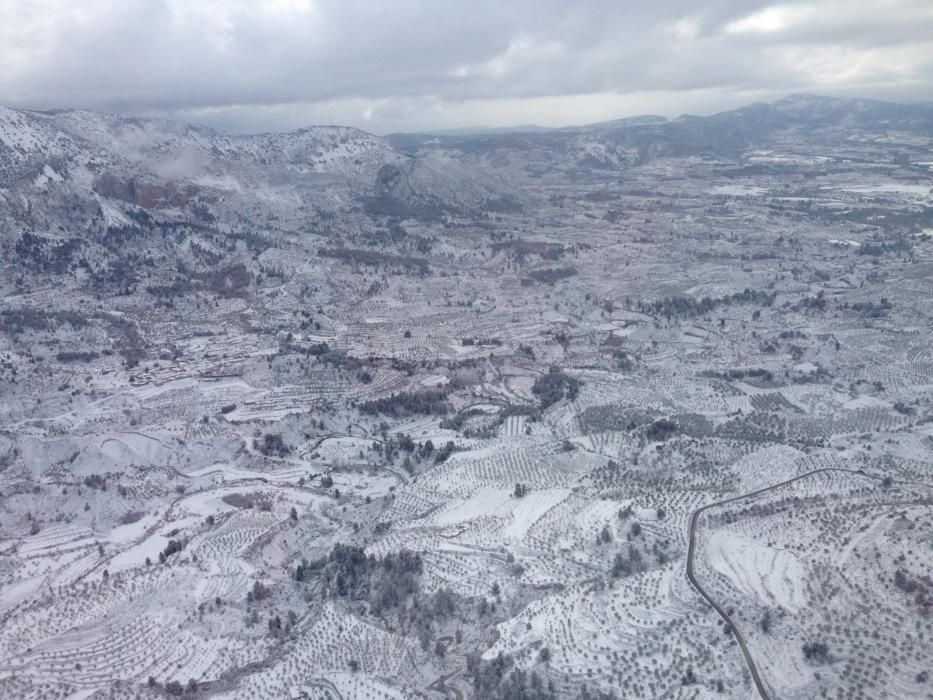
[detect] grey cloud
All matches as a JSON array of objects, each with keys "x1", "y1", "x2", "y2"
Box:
[{"x1": 0, "y1": 0, "x2": 929, "y2": 133}]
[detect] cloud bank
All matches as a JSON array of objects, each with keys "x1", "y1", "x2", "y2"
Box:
[{"x1": 1, "y1": 0, "x2": 930, "y2": 132}]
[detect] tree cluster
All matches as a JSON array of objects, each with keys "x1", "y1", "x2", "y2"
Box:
[
  {"x1": 254, "y1": 433, "x2": 290, "y2": 457},
  {"x1": 359, "y1": 389, "x2": 451, "y2": 417},
  {"x1": 638, "y1": 289, "x2": 775, "y2": 319},
  {"x1": 294, "y1": 544, "x2": 423, "y2": 616},
  {"x1": 532, "y1": 368, "x2": 582, "y2": 409}
]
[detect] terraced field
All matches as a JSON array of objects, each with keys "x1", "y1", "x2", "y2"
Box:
[{"x1": 2, "y1": 96, "x2": 932, "y2": 699}]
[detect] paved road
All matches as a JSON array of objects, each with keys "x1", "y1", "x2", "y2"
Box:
[
  {"x1": 428, "y1": 670, "x2": 463, "y2": 700},
  {"x1": 685, "y1": 467, "x2": 933, "y2": 700}
]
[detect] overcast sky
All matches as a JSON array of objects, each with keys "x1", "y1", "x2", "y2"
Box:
[{"x1": 1, "y1": 0, "x2": 931, "y2": 134}]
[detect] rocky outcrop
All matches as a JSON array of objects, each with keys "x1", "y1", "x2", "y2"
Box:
[{"x1": 92, "y1": 174, "x2": 198, "y2": 209}]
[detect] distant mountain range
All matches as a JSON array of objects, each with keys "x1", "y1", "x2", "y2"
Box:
[
  {"x1": 1, "y1": 93, "x2": 930, "y2": 261},
  {"x1": 390, "y1": 94, "x2": 933, "y2": 138}
]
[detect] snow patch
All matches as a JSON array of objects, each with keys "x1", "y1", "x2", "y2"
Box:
[{"x1": 706, "y1": 531, "x2": 807, "y2": 612}]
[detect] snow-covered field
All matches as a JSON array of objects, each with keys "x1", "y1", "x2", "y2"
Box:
[{"x1": 2, "y1": 96, "x2": 932, "y2": 700}]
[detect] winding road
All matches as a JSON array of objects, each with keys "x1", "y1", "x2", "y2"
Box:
[
  {"x1": 685, "y1": 467, "x2": 933, "y2": 700},
  {"x1": 428, "y1": 670, "x2": 463, "y2": 700}
]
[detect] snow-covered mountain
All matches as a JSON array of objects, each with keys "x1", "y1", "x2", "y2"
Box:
[
  {"x1": 388, "y1": 94, "x2": 933, "y2": 182},
  {"x1": 0, "y1": 108, "x2": 397, "y2": 222},
  {"x1": 0, "y1": 107, "x2": 526, "y2": 251}
]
